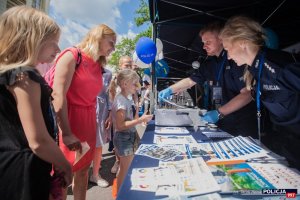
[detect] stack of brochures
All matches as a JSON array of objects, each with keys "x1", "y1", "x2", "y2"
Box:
[{"x1": 131, "y1": 158, "x2": 221, "y2": 196}]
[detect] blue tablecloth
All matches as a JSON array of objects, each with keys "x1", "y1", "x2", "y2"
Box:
[
  {"x1": 116, "y1": 121, "x2": 287, "y2": 200},
  {"x1": 116, "y1": 121, "x2": 213, "y2": 200}
]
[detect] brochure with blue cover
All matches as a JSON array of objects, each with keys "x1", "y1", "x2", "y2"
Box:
[{"x1": 209, "y1": 162, "x2": 274, "y2": 193}]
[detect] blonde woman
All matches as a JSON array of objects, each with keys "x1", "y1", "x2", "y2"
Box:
[
  {"x1": 219, "y1": 16, "x2": 300, "y2": 169},
  {"x1": 0, "y1": 6, "x2": 72, "y2": 200},
  {"x1": 51, "y1": 24, "x2": 116, "y2": 199}
]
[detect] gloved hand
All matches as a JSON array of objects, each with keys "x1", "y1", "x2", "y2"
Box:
[
  {"x1": 158, "y1": 87, "x2": 173, "y2": 102},
  {"x1": 202, "y1": 110, "x2": 219, "y2": 123}
]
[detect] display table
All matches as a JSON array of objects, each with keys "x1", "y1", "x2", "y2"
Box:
[
  {"x1": 117, "y1": 121, "x2": 221, "y2": 200},
  {"x1": 116, "y1": 121, "x2": 299, "y2": 200}
]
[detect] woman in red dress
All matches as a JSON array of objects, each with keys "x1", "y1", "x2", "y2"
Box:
[{"x1": 52, "y1": 24, "x2": 116, "y2": 200}]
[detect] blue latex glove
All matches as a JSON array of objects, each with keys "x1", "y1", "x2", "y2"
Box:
[
  {"x1": 202, "y1": 110, "x2": 219, "y2": 123},
  {"x1": 158, "y1": 87, "x2": 173, "y2": 102}
]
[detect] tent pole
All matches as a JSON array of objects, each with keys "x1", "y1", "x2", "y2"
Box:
[
  {"x1": 150, "y1": 0, "x2": 158, "y2": 114},
  {"x1": 261, "y1": 0, "x2": 286, "y2": 25},
  {"x1": 162, "y1": 39, "x2": 204, "y2": 55}
]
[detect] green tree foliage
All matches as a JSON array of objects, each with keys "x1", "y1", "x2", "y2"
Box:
[
  {"x1": 134, "y1": 0, "x2": 150, "y2": 27},
  {"x1": 108, "y1": 38, "x2": 136, "y2": 71},
  {"x1": 108, "y1": 0, "x2": 151, "y2": 71}
]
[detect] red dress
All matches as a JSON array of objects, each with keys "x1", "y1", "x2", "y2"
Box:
[{"x1": 58, "y1": 48, "x2": 103, "y2": 172}]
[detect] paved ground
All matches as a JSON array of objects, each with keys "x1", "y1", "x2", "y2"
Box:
[{"x1": 67, "y1": 143, "x2": 116, "y2": 200}]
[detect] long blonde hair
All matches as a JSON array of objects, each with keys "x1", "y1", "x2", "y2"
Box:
[
  {"x1": 0, "y1": 6, "x2": 60, "y2": 73},
  {"x1": 220, "y1": 16, "x2": 266, "y2": 89},
  {"x1": 77, "y1": 24, "x2": 116, "y2": 66}
]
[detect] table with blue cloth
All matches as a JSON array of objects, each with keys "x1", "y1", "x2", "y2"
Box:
[
  {"x1": 116, "y1": 120, "x2": 298, "y2": 200},
  {"x1": 116, "y1": 120, "x2": 222, "y2": 200}
]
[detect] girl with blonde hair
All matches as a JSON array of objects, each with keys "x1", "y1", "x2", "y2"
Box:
[
  {"x1": 111, "y1": 69, "x2": 153, "y2": 193},
  {"x1": 51, "y1": 24, "x2": 116, "y2": 199},
  {"x1": 0, "y1": 6, "x2": 72, "y2": 200}
]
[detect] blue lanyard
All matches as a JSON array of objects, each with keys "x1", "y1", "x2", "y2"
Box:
[
  {"x1": 216, "y1": 52, "x2": 227, "y2": 86},
  {"x1": 256, "y1": 53, "x2": 265, "y2": 114}
]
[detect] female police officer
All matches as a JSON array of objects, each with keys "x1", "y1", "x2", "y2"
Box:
[
  {"x1": 215, "y1": 15, "x2": 300, "y2": 169},
  {"x1": 159, "y1": 21, "x2": 258, "y2": 138}
]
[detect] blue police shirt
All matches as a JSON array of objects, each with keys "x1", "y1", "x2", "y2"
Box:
[
  {"x1": 249, "y1": 48, "x2": 300, "y2": 126},
  {"x1": 190, "y1": 50, "x2": 245, "y2": 104},
  {"x1": 190, "y1": 50, "x2": 258, "y2": 138}
]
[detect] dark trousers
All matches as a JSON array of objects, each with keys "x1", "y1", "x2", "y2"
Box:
[
  {"x1": 263, "y1": 123, "x2": 300, "y2": 170},
  {"x1": 108, "y1": 125, "x2": 114, "y2": 152}
]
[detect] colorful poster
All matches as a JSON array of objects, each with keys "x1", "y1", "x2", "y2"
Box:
[
  {"x1": 209, "y1": 163, "x2": 274, "y2": 192},
  {"x1": 249, "y1": 163, "x2": 300, "y2": 190}
]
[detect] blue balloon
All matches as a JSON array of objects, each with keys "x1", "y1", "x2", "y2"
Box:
[
  {"x1": 264, "y1": 28, "x2": 279, "y2": 49},
  {"x1": 143, "y1": 68, "x2": 151, "y2": 76},
  {"x1": 155, "y1": 59, "x2": 169, "y2": 77},
  {"x1": 135, "y1": 37, "x2": 157, "y2": 64}
]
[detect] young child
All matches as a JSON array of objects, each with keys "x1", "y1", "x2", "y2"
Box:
[
  {"x1": 111, "y1": 69, "x2": 153, "y2": 192},
  {"x1": 0, "y1": 6, "x2": 71, "y2": 199}
]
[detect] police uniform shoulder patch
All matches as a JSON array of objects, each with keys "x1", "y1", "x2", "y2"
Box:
[{"x1": 264, "y1": 62, "x2": 275, "y2": 73}]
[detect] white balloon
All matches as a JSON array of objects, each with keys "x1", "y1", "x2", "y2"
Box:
[
  {"x1": 156, "y1": 38, "x2": 163, "y2": 54},
  {"x1": 158, "y1": 51, "x2": 164, "y2": 60},
  {"x1": 132, "y1": 51, "x2": 138, "y2": 63},
  {"x1": 133, "y1": 51, "x2": 150, "y2": 68},
  {"x1": 142, "y1": 74, "x2": 151, "y2": 83},
  {"x1": 137, "y1": 59, "x2": 150, "y2": 68}
]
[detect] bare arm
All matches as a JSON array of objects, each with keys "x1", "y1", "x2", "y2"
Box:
[
  {"x1": 170, "y1": 77, "x2": 196, "y2": 93},
  {"x1": 105, "y1": 111, "x2": 112, "y2": 130},
  {"x1": 143, "y1": 89, "x2": 151, "y2": 101},
  {"x1": 9, "y1": 77, "x2": 72, "y2": 185},
  {"x1": 218, "y1": 87, "x2": 253, "y2": 116},
  {"x1": 115, "y1": 109, "x2": 152, "y2": 131},
  {"x1": 51, "y1": 51, "x2": 81, "y2": 150},
  {"x1": 133, "y1": 92, "x2": 139, "y2": 119}
]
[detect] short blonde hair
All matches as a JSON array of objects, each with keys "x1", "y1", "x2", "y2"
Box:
[
  {"x1": 118, "y1": 55, "x2": 132, "y2": 69},
  {"x1": 78, "y1": 24, "x2": 116, "y2": 66},
  {"x1": 0, "y1": 6, "x2": 60, "y2": 73}
]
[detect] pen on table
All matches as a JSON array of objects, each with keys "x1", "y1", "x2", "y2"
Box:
[
  {"x1": 206, "y1": 157, "x2": 285, "y2": 166},
  {"x1": 206, "y1": 159, "x2": 246, "y2": 166},
  {"x1": 219, "y1": 191, "x2": 240, "y2": 195},
  {"x1": 227, "y1": 168, "x2": 251, "y2": 174}
]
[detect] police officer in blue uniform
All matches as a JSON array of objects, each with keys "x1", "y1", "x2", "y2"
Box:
[
  {"x1": 217, "y1": 15, "x2": 300, "y2": 169},
  {"x1": 159, "y1": 21, "x2": 258, "y2": 138}
]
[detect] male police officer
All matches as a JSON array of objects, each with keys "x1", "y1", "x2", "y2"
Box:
[{"x1": 159, "y1": 22, "x2": 258, "y2": 138}]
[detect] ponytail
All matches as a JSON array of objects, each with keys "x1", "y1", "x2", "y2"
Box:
[
  {"x1": 109, "y1": 76, "x2": 117, "y2": 101},
  {"x1": 243, "y1": 66, "x2": 255, "y2": 90}
]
